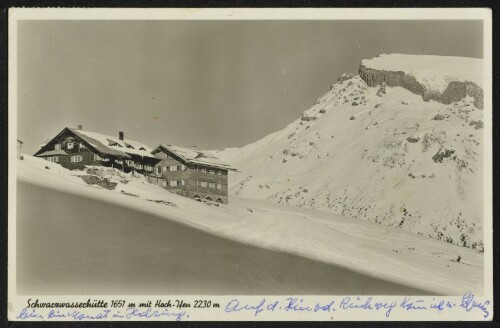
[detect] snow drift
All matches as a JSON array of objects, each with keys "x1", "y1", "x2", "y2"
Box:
[{"x1": 216, "y1": 54, "x2": 485, "y2": 252}]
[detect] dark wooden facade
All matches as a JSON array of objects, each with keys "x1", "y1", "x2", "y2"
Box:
[
  {"x1": 151, "y1": 147, "x2": 230, "y2": 203},
  {"x1": 34, "y1": 128, "x2": 160, "y2": 174}
]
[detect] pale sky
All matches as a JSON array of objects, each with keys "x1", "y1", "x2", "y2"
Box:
[{"x1": 17, "y1": 20, "x2": 483, "y2": 154}]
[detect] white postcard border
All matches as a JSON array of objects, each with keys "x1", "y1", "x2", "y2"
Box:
[{"x1": 7, "y1": 7, "x2": 493, "y2": 322}]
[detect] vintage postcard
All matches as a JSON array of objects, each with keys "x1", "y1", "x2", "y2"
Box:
[{"x1": 8, "y1": 8, "x2": 492, "y2": 321}]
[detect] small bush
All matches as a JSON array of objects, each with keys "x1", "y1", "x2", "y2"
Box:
[
  {"x1": 406, "y1": 136, "x2": 420, "y2": 143},
  {"x1": 432, "y1": 148, "x2": 455, "y2": 163}
]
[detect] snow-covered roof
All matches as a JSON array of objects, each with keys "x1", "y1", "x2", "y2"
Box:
[
  {"x1": 38, "y1": 138, "x2": 51, "y2": 149},
  {"x1": 71, "y1": 128, "x2": 156, "y2": 159},
  {"x1": 361, "y1": 54, "x2": 483, "y2": 93},
  {"x1": 37, "y1": 149, "x2": 68, "y2": 157},
  {"x1": 155, "y1": 144, "x2": 233, "y2": 170}
]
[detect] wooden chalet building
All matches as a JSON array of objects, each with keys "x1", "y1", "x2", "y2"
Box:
[
  {"x1": 34, "y1": 125, "x2": 160, "y2": 173},
  {"x1": 149, "y1": 144, "x2": 234, "y2": 203}
]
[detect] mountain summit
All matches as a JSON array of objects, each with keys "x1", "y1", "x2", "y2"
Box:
[{"x1": 216, "y1": 54, "x2": 484, "y2": 251}]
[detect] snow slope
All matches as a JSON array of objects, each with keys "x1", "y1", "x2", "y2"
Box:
[
  {"x1": 215, "y1": 60, "x2": 484, "y2": 252},
  {"x1": 16, "y1": 155, "x2": 483, "y2": 294}
]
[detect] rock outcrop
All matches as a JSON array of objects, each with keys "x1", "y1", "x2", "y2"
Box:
[
  {"x1": 441, "y1": 81, "x2": 483, "y2": 109},
  {"x1": 359, "y1": 64, "x2": 483, "y2": 109},
  {"x1": 79, "y1": 175, "x2": 117, "y2": 190}
]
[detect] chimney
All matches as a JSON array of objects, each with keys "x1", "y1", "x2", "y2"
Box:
[
  {"x1": 119, "y1": 131, "x2": 124, "y2": 141},
  {"x1": 77, "y1": 124, "x2": 83, "y2": 130}
]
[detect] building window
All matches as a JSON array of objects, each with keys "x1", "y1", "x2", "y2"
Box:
[
  {"x1": 135, "y1": 163, "x2": 143, "y2": 170},
  {"x1": 80, "y1": 143, "x2": 87, "y2": 150},
  {"x1": 201, "y1": 168, "x2": 207, "y2": 173},
  {"x1": 67, "y1": 142, "x2": 74, "y2": 150},
  {"x1": 209, "y1": 182, "x2": 215, "y2": 189},
  {"x1": 47, "y1": 156, "x2": 59, "y2": 163},
  {"x1": 169, "y1": 165, "x2": 178, "y2": 172},
  {"x1": 71, "y1": 155, "x2": 82, "y2": 163},
  {"x1": 169, "y1": 180, "x2": 178, "y2": 187},
  {"x1": 162, "y1": 166, "x2": 168, "y2": 173},
  {"x1": 209, "y1": 169, "x2": 215, "y2": 175},
  {"x1": 144, "y1": 164, "x2": 152, "y2": 171},
  {"x1": 200, "y1": 181, "x2": 207, "y2": 188},
  {"x1": 93, "y1": 154, "x2": 101, "y2": 161},
  {"x1": 54, "y1": 143, "x2": 61, "y2": 150},
  {"x1": 181, "y1": 180, "x2": 185, "y2": 186},
  {"x1": 162, "y1": 180, "x2": 167, "y2": 188},
  {"x1": 115, "y1": 159, "x2": 123, "y2": 164},
  {"x1": 216, "y1": 170, "x2": 222, "y2": 175},
  {"x1": 217, "y1": 183, "x2": 222, "y2": 190},
  {"x1": 181, "y1": 165, "x2": 186, "y2": 170}
]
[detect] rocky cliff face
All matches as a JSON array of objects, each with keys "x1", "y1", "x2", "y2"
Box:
[
  {"x1": 442, "y1": 81, "x2": 483, "y2": 109},
  {"x1": 359, "y1": 64, "x2": 483, "y2": 109}
]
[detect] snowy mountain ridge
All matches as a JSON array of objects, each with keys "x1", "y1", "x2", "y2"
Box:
[{"x1": 215, "y1": 54, "x2": 484, "y2": 251}]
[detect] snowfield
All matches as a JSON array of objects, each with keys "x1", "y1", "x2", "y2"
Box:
[
  {"x1": 16, "y1": 155, "x2": 483, "y2": 295},
  {"x1": 215, "y1": 69, "x2": 484, "y2": 252}
]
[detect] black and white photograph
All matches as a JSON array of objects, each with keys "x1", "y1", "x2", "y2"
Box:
[{"x1": 8, "y1": 8, "x2": 493, "y2": 321}]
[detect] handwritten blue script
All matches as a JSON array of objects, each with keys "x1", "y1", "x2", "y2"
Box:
[
  {"x1": 16, "y1": 307, "x2": 188, "y2": 321},
  {"x1": 224, "y1": 292, "x2": 491, "y2": 319}
]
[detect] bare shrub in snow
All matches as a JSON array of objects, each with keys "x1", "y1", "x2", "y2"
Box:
[
  {"x1": 406, "y1": 136, "x2": 420, "y2": 143},
  {"x1": 301, "y1": 115, "x2": 317, "y2": 121},
  {"x1": 432, "y1": 148, "x2": 455, "y2": 163},
  {"x1": 421, "y1": 132, "x2": 445, "y2": 152}
]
